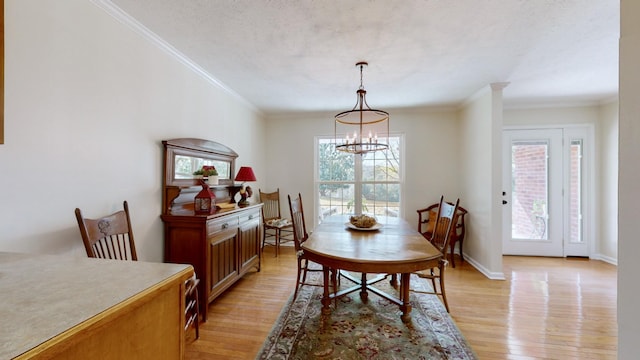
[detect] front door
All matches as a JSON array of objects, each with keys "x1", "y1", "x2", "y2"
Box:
[{"x1": 502, "y1": 129, "x2": 564, "y2": 256}]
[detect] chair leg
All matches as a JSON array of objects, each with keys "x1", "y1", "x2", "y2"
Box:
[
  {"x1": 459, "y1": 237, "x2": 464, "y2": 264},
  {"x1": 438, "y1": 265, "x2": 450, "y2": 312},
  {"x1": 301, "y1": 259, "x2": 310, "y2": 284},
  {"x1": 430, "y1": 272, "x2": 437, "y2": 295},
  {"x1": 293, "y1": 257, "x2": 304, "y2": 300}
]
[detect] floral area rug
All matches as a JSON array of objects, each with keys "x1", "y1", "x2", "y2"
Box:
[{"x1": 256, "y1": 272, "x2": 477, "y2": 360}]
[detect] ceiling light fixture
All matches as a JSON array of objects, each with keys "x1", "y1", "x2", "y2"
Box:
[{"x1": 334, "y1": 61, "x2": 389, "y2": 155}]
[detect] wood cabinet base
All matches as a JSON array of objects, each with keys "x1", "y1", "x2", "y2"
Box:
[{"x1": 20, "y1": 283, "x2": 186, "y2": 359}]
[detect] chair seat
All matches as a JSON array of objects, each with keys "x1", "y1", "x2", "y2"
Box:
[{"x1": 265, "y1": 218, "x2": 292, "y2": 228}]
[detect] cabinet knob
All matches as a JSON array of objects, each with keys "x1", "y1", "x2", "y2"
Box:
[
  {"x1": 248, "y1": 214, "x2": 254, "y2": 219},
  {"x1": 222, "y1": 223, "x2": 229, "y2": 229}
]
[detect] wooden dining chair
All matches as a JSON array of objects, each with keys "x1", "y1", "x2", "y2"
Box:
[
  {"x1": 184, "y1": 274, "x2": 200, "y2": 340},
  {"x1": 75, "y1": 201, "x2": 200, "y2": 339},
  {"x1": 417, "y1": 201, "x2": 468, "y2": 267},
  {"x1": 260, "y1": 188, "x2": 293, "y2": 257},
  {"x1": 411, "y1": 196, "x2": 460, "y2": 312},
  {"x1": 75, "y1": 201, "x2": 138, "y2": 261},
  {"x1": 288, "y1": 193, "x2": 331, "y2": 300}
]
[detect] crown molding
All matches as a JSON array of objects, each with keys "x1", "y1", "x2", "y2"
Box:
[{"x1": 90, "y1": 0, "x2": 259, "y2": 113}]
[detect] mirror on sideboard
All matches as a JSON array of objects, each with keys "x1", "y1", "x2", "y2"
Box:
[
  {"x1": 163, "y1": 138, "x2": 238, "y2": 187},
  {"x1": 174, "y1": 155, "x2": 231, "y2": 180}
]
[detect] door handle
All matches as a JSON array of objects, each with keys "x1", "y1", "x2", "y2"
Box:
[{"x1": 502, "y1": 200, "x2": 508, "y2": 205}]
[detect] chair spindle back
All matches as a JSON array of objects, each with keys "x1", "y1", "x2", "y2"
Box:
[
  {"x1": 75, "y1": 201, "x2": 138, "y2": 261},
  {"x1": 259, "y1": 189, "x2": 283, "y2": 221},
  {"x1": 429, "y1": 196, "x2": 460, "y2": 257},
  {"x1": 288, "y1": 193, "x2": 308, "y2": 251}
]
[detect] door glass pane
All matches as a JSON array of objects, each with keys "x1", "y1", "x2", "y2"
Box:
[
  {"x1": 511, "y1": 140, "x2": 548, "y2": 240},
  {"x1": 569, "y1": 139, "x2": 583, "y2": 243}
]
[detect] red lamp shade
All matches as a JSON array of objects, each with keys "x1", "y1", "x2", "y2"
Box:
[{"x1": 235, "y1": 167, "x2": 257, "y2": 182}]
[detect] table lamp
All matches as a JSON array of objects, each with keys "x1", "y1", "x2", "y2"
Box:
[{"x1": 235, "y1": 166, "x2": 256, "y2": 207}]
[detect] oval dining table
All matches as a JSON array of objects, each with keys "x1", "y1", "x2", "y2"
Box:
[{"x1": 300, "y1": 215, "x2": 442, "y2": 323}]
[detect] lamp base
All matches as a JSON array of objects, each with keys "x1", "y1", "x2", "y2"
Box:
[
  {"x1": 228, "y1": 185, "x2": 243, "y2": 204},
  {"x1": 237, "y1": 199, "x2": 250, "y2": 207}
]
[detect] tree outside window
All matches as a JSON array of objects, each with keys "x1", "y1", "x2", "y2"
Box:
[{"x1": 316, "y1": 136, "x2": 402, "y2": 222}]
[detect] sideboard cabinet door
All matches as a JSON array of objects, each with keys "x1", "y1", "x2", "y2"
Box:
[
  {"x1": 238, "y1": 208, "x2": 261, "y2": 273},
  {"x1": 207, "y1": 223, "x2": 239, "y2": 302}
]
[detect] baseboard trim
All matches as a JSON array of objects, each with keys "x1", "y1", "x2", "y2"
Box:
[
  {"x1": 461, "y1": 253, "x2": 506, "y2": 280},
  {"x1": 590, "y1": 253, "x2": 618, "y2": 266}
]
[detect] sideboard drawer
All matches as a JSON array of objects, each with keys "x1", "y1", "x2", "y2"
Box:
[
  {"x1": 207, "y1": 216, "x2": 239, "y2": 235},
  {"x1": 239, "y1": 209, "x2": 261, "y2": 224}
]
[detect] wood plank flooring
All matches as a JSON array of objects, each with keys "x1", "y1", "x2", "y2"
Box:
[{"x1": 185, "y1": 246, "x2": 617, "y2": 359}]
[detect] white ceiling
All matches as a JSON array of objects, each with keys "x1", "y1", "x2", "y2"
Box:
[{"x1": 108, "y1": 0, "x2": 619, "y2": 115}]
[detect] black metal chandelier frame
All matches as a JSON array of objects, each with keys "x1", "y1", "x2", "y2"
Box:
[{"x1": 334, "y1": 62, "x2": 389, "y2": 155}]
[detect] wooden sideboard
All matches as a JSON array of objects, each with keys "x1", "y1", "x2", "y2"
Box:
[
  {"x1": 1, "y1": 252, "x2": 193, "y2": 360},
  {"x1": 161, "y1": 204, "x2": 261, "y2": 321},
  {"x1": 161, "y1": 139, "x2": 262, "y2": 321}
]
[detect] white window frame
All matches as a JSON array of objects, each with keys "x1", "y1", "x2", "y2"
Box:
[{"x1": 314, "y1": 134, "x2": 404, "y2": 226}]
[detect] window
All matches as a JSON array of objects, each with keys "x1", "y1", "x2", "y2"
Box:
[
  {"x1": 568, "y1": 138, "x2": 583, "y2": 244},
  {"x1": 315, "y1": 135, "x2": 402, "y2": 223}
]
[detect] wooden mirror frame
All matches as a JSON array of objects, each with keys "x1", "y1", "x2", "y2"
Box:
[
  {"x1": 163, "y1": 138, "x2": 237, "y2": 187},
  {"x1": 162, "y1": 138, "x2": 239, "y2": 214}
]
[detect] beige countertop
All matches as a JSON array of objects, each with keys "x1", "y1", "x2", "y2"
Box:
[{"x1": 0, "y1": 252, "x2": 192, "y2": 359}]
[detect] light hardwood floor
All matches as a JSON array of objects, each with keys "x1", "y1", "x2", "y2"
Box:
[{"x1": 185, "y1": 246, "x2": 617, "y2": 359}]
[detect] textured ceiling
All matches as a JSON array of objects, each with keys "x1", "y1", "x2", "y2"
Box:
[{"x1": 109, "y1": 0, "x2": 619, "y2": 114}]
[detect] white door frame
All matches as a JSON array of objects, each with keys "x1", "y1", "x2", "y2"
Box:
[{"x1": 502, "y1": 125, "x2": 594, "y2": 257}]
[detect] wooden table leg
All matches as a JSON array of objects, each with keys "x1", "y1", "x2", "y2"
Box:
[
  {"x1": 321, "y1": 266, "x2": 332, "y2": 315},
  {"x1": 399, "y1": 273, "x2": 412, "y2": 323},
  {"x1": 359, "y1": 273, "x2": 369, "y2": 302},
  {"x1": 390, "y1": 273, "x2": 398, "y2": 288}
]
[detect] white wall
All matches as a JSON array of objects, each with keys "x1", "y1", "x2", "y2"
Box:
[
  {"x1": 0, "y1": 0, "x2": 266, "y2": 261},
  {"x1": 265, "y1": 108, "x2": 461, "y2": 231},
  {"x1": 504, "y1": 106, "x2": 600, "y2": 127},
  {"x1": 458, "y1": 86, "x2": 504, "y2": 279},
  {"x1": 504, "y1": 105, "x2": 600, "y2": 126},
  {"x1": 618, "y1": 0, "x2": 640, "y2": 357},
  {"x1": 597, "y1": 101, "x2": 619, "y2": 262}
]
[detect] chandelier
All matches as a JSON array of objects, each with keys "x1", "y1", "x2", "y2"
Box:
[{"x1": 334, "y1": 61, "x2": 389, "y2": 155}]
